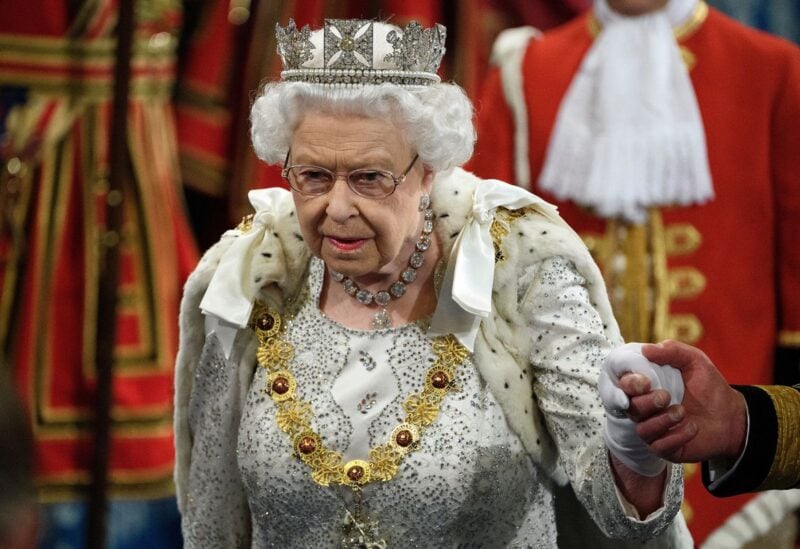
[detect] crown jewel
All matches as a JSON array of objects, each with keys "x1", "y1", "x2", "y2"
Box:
[{"x1": 275, "y1": 19, "x2": 446, "y2": 87}]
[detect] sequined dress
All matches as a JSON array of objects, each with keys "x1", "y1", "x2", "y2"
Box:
[
  {"x1": 180, "y1": 170, "x2": 688, "y2": 548},
  {"x1": 189, "y1": 255, "x2": 653, "y2": 547}
]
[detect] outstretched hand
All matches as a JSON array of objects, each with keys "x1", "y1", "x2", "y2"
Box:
[{"x1": 628, "y1": 340, "x2": 747, "y2": 463}]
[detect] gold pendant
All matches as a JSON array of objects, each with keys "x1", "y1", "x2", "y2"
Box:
[{"x1": 340, "y1": 487, "x2": 387, "y2": 549}]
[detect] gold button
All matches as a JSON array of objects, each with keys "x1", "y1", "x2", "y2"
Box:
[
  {"x1": 664, "y1": 224, "x2": 702, "y2": 256},
  {"x1": 668, "y1": 267, "x2": 706, "y2": 300}
]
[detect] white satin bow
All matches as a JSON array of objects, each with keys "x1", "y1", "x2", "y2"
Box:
[
  {"x1": 429, "y1": 179, "x2": 559, "y2": 351},
  {"x1": 202, "y1": 181, "x2": 559, "y2": 356},
  {"x1": 200, "y1": 188, "x2": 293, "y2": 357}
]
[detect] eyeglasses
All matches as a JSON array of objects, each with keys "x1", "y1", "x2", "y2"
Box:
[{"x1": 281, "y1": 150, "x2": 420, "y2": 199}]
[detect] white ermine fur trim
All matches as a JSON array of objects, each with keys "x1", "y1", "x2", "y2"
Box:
[
  {"x1": 490, "y1": 27, "x2": 541, "y2": 189},
  {"x1": 418, "y1": 168, "x2": 622, "y2": 485},
  {"x1": 174, "y1": 236, "x2": 234, "y2": 512}
]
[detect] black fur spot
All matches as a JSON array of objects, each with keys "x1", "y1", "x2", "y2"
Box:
[{"x1": 261, "y1": 252, "x2": 272, "y2": 258}]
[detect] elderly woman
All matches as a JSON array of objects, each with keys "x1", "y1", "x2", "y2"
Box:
[{"x1": 175, "y1": 19, "x2": 690, "y2": 548}]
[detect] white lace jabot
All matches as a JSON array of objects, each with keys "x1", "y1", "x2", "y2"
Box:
[{"x1": 539, "y1": 0, "x2": 713, "y2": 223}]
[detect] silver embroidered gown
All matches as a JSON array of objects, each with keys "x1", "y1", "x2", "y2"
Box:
[{"x1": 184, "y1": 256, "x2": 679, "y2": 548}]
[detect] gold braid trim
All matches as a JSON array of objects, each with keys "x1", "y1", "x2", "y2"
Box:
[
  {"x1": 38, "y1": 473, "x2": 176, "y2": 503},
  {"x1": 650, "y1": 211, "x2": 670, "y2": 342},
  {"x1": 757, "y1": 385, "x2": 800, "y2": 490},
  {"x1": 778, "y1": 331, "x2": 800, "y2": 347},
  {"x1": 490, "y1": 206, "x2": 529, "y2": 262},
  {"x1": 251, "y1": 302, "x2": 469, "y2": 488},
  {"x1": 673, "y1": 1, "x2": 709, "y2": 40},
  {"x1": 0, "y1": 33, "x2": 176, "y2": 100},
  {"x1": 588, "y1": 1, "x2": 708, "y2": 41}
]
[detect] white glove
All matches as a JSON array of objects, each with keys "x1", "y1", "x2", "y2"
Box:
[{"x1": 600, "y1": 343, "x2": 684, "y2": 476}]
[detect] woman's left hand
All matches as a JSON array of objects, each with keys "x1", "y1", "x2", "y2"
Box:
[{"x1": 599, "y1": 343, "x2": 685, "y2": 476}]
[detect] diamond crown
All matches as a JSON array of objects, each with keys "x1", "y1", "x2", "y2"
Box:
[{"x1": 275, "y1": 19, "x2": 447, "y2": 87}]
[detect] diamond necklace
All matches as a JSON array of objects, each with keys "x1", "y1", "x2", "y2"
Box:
[
  {"x1": 329, "y1": 205, "x2": 434, "y2": 329},
  {"x1": 250, "y1": 302, "x2": 469, "y2": 548}
]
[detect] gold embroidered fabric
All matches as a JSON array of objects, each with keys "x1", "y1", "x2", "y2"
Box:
[
  {"x1": 663, "y1": 223, "x2": 702, "y2": 256},
  {"x1": 667, "y1": 267, "x2": 707, "y2": 300},
  {"x1": 778, "y1": 331, "x2": 800, "y2": 347},
  {"x1": 665, "y1": 314, "x2": 704, "y2": 345},
  {"x1": 0, "y1": 32, "x2": 177, "y2": 100},
  {"x1": 582, "y1": 211, "x2": 707, "y2": 345},
  {"x1": 587, "y1": 1, "x2": 708, "y2": 42},
  {"x1": 490, "y1": 206, "x2": 529, "y2": 262},
  {"x1": 759, "y1": 385, "x2": 800, "y2": 490},
  {"x1": 582, "y1": 210, "x2": 670, "y2": 343}
]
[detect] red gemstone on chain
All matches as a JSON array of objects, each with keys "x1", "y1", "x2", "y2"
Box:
[
  {"x1": 272, "y1": 377, "x2": 290, "y2": 395},
  {"x1": 298, "y1": 436, "x2": 316, "y2": 454},
  {"x1": 395, "y1": 430, "x2": 412, "y2": 447},
  {"x1": 431, "y1": 371, "x2": 449, "y2": 389},
  {"x1": 257, "y1": 314, "x2": 275, "y2": 331},
  {"x1": 347, "y1": 465, "x2": 365, "y2": 482}
]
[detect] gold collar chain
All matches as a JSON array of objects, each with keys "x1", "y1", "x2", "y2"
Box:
[
  {"x1": 250, "y1": 301, "x2": 470, "y2": 489},
  {"x1": 588, "y1": 1, "x2": 709, "y2": 41}
]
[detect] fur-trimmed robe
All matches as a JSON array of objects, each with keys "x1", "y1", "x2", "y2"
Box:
[{"x1": 174, "y1": 168, "x2": 691, "y2": 547}]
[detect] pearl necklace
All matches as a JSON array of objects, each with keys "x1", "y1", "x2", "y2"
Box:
[{"x1": 329, "y1": 205, "x2": 434, "y2": 329}]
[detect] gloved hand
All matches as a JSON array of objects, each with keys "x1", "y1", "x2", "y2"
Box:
[{"x1": 600, "y1": 342, "x2": 684, "y2": 476}]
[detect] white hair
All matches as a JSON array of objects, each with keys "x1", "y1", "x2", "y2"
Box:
[{"x1": 250, "y1": 81, "x2": 475, "y2": 172}]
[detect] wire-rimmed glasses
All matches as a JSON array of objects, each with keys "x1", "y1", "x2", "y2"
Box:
[{"x1": 281, "y1": 151, "x2": 420, "y2": 199}]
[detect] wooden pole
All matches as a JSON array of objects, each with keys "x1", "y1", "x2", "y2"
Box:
[{"x1": 87, "y1": 1, "x2": 135, "y2": 547}]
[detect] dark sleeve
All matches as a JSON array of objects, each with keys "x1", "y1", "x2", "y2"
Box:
[
  {"x1": 703, "y1": 384, "x2": 800, "y2": 497},
  {"x1": 774, "y1": 346, "x2": 800, "y2": 385}
]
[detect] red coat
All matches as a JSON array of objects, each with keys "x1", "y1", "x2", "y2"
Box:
[
  {"x1": 470, "y1": 5, "x2": 800, "y2": 544},
  {"x1": 0, "y1": 0, "x2": 197, "y2": 501}
]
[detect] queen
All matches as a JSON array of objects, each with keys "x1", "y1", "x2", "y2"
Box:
[{"x1": 174, "y1": 18, "x2": 691, "y2": 548}]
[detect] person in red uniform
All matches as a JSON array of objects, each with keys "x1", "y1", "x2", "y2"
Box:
[
  {"x1": 470, "y1": 0, "x2": 800, "y2": 544},
  {"x1": 0, "y1": 0, "x2": 197, "y2": 545}
]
